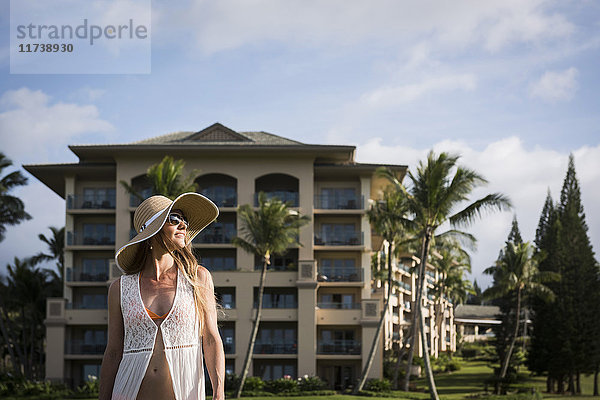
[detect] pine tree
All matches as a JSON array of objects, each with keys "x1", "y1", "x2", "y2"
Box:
[
  {"x1": 529, "y1": 155, "x2": 599, "y2": 394},
  {"x1": 507, "y1": 215, "x2": 523, "y2": 245}
]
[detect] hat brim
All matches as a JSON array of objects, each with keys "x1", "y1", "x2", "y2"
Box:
[{"x1": 115, "y1": 192, "x2": 219, "y2": 273}]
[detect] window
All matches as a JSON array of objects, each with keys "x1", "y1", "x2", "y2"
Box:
[
  {"x1": 80, "y1": 259, "x2": 109, "y2": 281},
  {"x1": 319, "y1": 293, "x2": 356, "y2": 309},
  {"x1": 82, "y1": 364, "x2": 101, "y2": 381},
  {"x1": 81, "y1": 223, "x2": 115, "y2": 245},
  {"x1": 202, "y1": 255, "x2": 236, "y2": 271},
  {"x1": 254, "y1": 323, "x2": 297, "y2": 354},
  {"x1": 319, "y1": 258, "x2": 359, "y2": 281},
  {"x1": 317, "y1": 224, "x2": 359, "y2": 245},
  {"x1": 253, "y1": 361, "x2": 296, "y2": 380},
  {"x1": 255, "y1": 249, "x2": 298, "y2": 271},
  {"x1": 320, "y1": 188, "x2": 359, "y2": 209},
  {"x1": 254, "y1": 288, "x2": 297, "y2": 308},
  {"x1": 215, "y1": 287, "x2": 235, "y2": 309},
  {"x1": 76, "y1": 187, "x2": 116, "y2": 209},
  {"x1": 219, "y1": 324, "x2": 235, "y2": 354}
]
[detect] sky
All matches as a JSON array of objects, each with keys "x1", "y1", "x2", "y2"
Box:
[{"x1": 0, "y1": 0, "x2": 599, "y2": 288}]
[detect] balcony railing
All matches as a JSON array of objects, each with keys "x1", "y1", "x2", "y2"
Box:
[
  {"x1": 314, "y1": 231, "x2": 363, "y2": 246},
  {"x1": 66, "y1": 267, "x2": 109, "y2": 282},
  {"x1": 67, "y1": 231, "x2": 115, "y2": 246},
  {"x1": 65, "y1": 340, "x2": 106, "y2": 355},
  {"x1": 200, "y1": 189, "x2": 237, "y2": 207},
  {"x1": 66, "y1": 300, "x2": 108, "y2": 310},
  {"x1": 314, "y1": 194, "x2": 363, "y2": 210},
  {"x1": 317, "y1": 340, "x2": 361, "y2": 355},
  {"x1": 254, "y1": 191, "x2": 299, "y2": 207},
  {"x1": 317, "y1": 267, "x2": 363, "y2": 282},
  {"x1": 317, "y1": 302, "x2": 361, "y2": 309},
  {"x1": 67, "y1": 195, "x2": 115, "y2": 210},
  {"x1": 193, "y1": 225, "x2": 236, "y2": 244},
  {"x1": 253, "y1": 343, "x2": 297, "y2": 354}
]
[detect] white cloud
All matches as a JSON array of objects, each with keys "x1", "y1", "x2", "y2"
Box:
[
  {"x1": 529, "y1": 67, "x2": 579, "y2": 102},
  {"x1": 357, "y1": 137, "x2": 600, "y2": 288},
  {"x1": 0, "y1": 88, "x2": 113, "y2": 163},
  {"x1": 362, "y1": 74, "x2": 477, "y2": 107},
  {"x1": 153, "y1": 0, "x2": 573, "y2": 54}
]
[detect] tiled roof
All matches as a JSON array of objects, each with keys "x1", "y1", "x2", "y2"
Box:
[
  {"x1": 455, "y1": 305, "x2": 501, "y2": 319},
  {"x1": 134, "y1": 123, "x2": 304, "y2": 146}
]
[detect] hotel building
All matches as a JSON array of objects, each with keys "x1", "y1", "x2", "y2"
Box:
[{"x1": 25, "y1": 123, "x2": 455, "y2": 389}]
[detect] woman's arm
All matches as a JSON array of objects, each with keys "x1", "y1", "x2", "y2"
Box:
[
  {"x1": 99, "y1": 278, "x2": 124, "y2": 400},
  {"x1": 199, "y1": 266, "x2": 225, "y2": 400}
]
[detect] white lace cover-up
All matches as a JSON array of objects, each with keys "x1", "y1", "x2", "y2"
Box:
[{"x1": 111, "y1": 270, "x2": 205, "y2": 400}]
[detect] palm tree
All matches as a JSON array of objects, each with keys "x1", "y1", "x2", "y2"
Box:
[
  {"x1": 232, "y1": 192, "x2": 310, "y2": 398},
  {"x1": 430, "y1": 244, "x2": 473, "y2": 356},
  {"x1": 0, "y1": 153, "x2": 31, "y2": 242},
  {"x1": 120, "y1": 155, "x2": 198, "y2": 201},
  {"x1": 0, "y1": 257, "x2": 51, "y2": 379},
  {"x1": 380, "y1": 151, "x2": 511, "y2": 400},
  {"x1": 484, "y1": 242, "x2": 558, "y2": 390},
  {"x1": 355, "y1": 186, "x2": 411, "y2": 393},
  {"x1": 29, "y1": 226, "x2": 65, "y2": 296}
]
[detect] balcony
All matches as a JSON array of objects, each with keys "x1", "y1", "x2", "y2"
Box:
[
  {"x1": 398, "y1": 281, "x2": 412, "y2": 292},
  {"x1": 65, "y1": 340, "x2": 106, "y2": 355},
  {"x1": 253, "y1": 343, "x2": 297, "y2": 354},
  {"x1": 314, "y1": 231, "x2": 363, "y2": 246},
  {"x1": 317, "y1": 302, "x2": 361, "y2": 309},
  {"x1": 193, "y1": 224, "x2": 236, "y2": 244},
  {"x1": 254, "y1": 191, "x2": 299, "y2": 207},
  {"x1": 66, "y1": 267, "x2": 109, "y2": 282},
  {"x1": 66, "y1": 299, "x2": 107, "y2": 310},
  {"x1": 200, "y1": 188, "x2": 237, "y2": 208},
  {"x1": 67, "y1": 194, "x2": 115, "y2": 210},
  {"x1": 317, "y1": 267, "x2": 363, "y2": 282},
  {"x1": 317, "y1": 340, "x2": 361, "y2": 355},
  {"x1": 67, "y1": 231, "x2": 115, "y2": 246},
  {"x1": 314, "y1": 194, "x2": 363, "y2": 210}
]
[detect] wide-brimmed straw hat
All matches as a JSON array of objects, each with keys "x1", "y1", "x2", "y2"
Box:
[{"x1": 115, "y1": 192, "x2": 219, "y2": 273}]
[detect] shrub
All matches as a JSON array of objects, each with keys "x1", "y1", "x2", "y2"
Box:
[
  {"x1": 297, "y1": 375, "x2": 327, "y2": 391},
  {"x1": 225, "y1": 373, "x2": 240, "y2": 392},
  {"x1": 265, "y1": 377, "x2": 298, "y2": 394},
  {"x1": 364, "y1": 378, "x2": 391, "y2": 392},
  {"x1": 243, "y1": 376, "x2": 265, "y2": 392},
  {"x1": 70, "y1": 376, "x2": 99, "y2": 398}
]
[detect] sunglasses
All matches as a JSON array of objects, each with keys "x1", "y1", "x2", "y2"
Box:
[{"x1": 167, "y1": 213, "x2": 188, "y2": 228}]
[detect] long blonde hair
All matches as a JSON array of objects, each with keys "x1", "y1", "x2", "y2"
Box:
[{"x1": 129, "y1": 230, "x2": 212, "y2": 333}]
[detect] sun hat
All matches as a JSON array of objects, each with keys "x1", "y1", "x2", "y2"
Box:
[{"x1": 115, "y1": 192, "x2": 219, "y2": 273}]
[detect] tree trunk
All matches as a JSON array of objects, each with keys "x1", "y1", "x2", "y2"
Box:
[
  {"x1": 593, "y1": 364, "x2": 598, "y2": 396},
  {"x1": 234, "y1": 258, "x2": 269, "y2": 398},
  {"x1": 568, "y1": 374, "x2": 575, "y2": 395},
  {"x1": 557, "y1": 375, "x2": 564, "y2": 394},
  {"x1": 354, "y1": 241, "x2": 394, "y2": 393},
  {"x1": 576, "y1": 371, "x2": 581, "y2": 394},
  {"x1": 546, "y1": 376, "x2": 552, "y2": 393},
  {"x1": 403, "y1": 236, "x2": 427, "y2": 391},
  {"x1": 498, "y1": 287, "x2": 521, "y2": 389},
  {"x1": 415, "y1": 233, "x2": 440, "y2": 400},
  {"x1": 392, "y1": 326, "x2": 413, "y2": 389}
]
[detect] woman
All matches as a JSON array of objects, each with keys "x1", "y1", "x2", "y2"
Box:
[{"x1": 99, "y1": 193, "x2": 224, "y2": 400}]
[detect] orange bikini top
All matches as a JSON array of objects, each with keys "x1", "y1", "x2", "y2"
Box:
[{"x1": 139, "y1": 274, "x2": 169, "y2": 320}]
